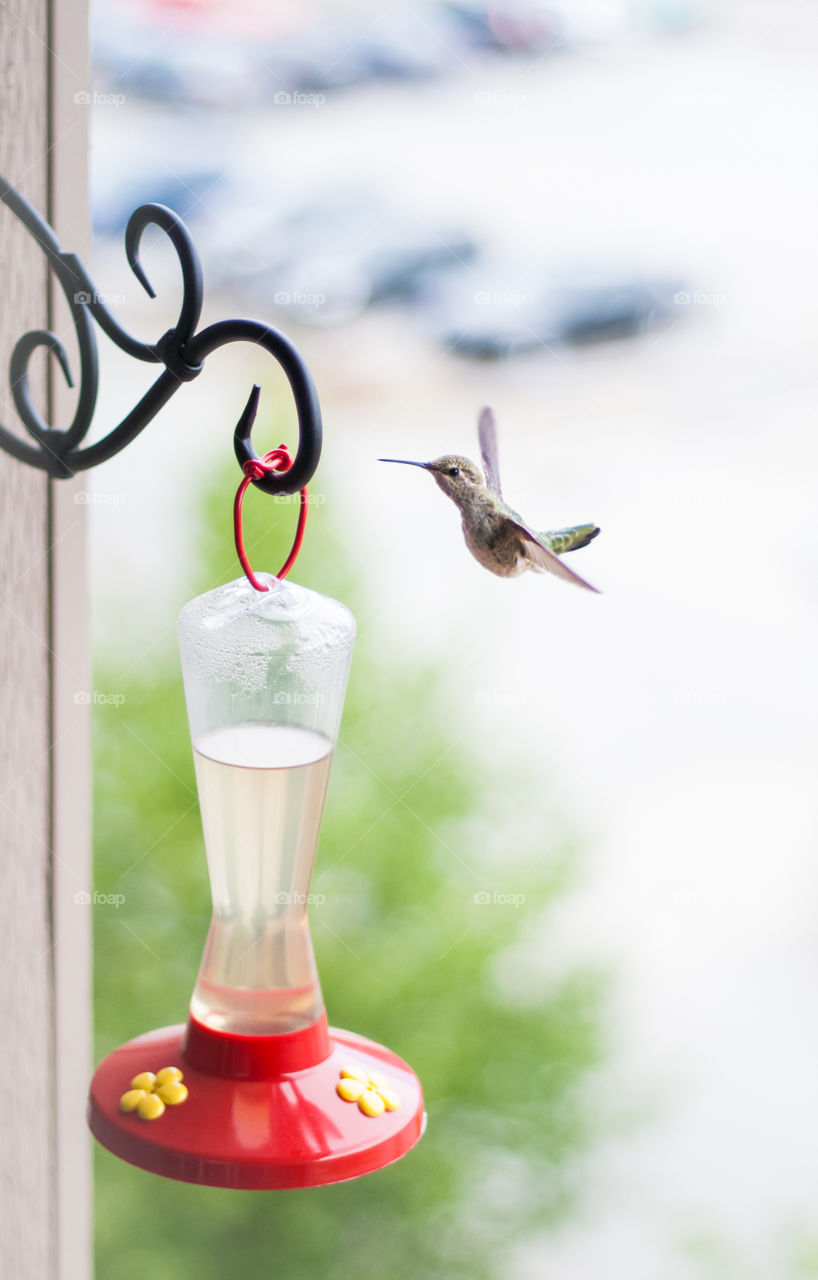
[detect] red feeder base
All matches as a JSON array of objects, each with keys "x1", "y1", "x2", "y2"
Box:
[{"x1": 88, "y1": 1014, "x2": 425, "y2": 1189}]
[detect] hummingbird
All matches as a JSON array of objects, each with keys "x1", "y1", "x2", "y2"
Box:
[{"x1": 380, "y1": 408, "x2": 600, "y2": 591}]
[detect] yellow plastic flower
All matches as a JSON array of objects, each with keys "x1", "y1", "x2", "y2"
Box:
[
  {"x1": 335, "y1": 1063, "x2": 401, "y2": 1118},
  {"x1": 119, "y1": 1066, "x2": 189, "y2": 1121}
]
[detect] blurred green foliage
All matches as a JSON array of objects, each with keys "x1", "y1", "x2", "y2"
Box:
[
  {"x1": 677, "y1": 1221, "x2": 818, "y2": 1280},
  {"x1": 93, "y1": 453, "x2": 608, "y2": 1279}
]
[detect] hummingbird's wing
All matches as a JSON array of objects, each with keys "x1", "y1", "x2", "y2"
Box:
[
  {"x1": 507, "y1": 519, "x2": 601, "y2": 593},
  {"x1": 542, "y1": 524, "x2": 601, "y2": 554},
  {"x1": 478, "y1": 407, "x2": 502, "y2": 496}
]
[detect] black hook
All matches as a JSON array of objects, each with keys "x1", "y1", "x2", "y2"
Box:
[
  {"x1": 233, "y1": 370, "x2": 322, "y2": 498},
  {"x1": 234, "y1": 385, "x2": 264, "y2": 468},
  {"x1": 0, "y1": 177, "x2": 323, "y2": 493}
]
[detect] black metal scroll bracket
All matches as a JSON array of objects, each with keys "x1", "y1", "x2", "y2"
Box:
[{"x1": 0, "y1": 176, "x2": 322, "y2": 495}]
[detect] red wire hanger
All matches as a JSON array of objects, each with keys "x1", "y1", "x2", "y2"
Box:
[{"x1": 233, "y1": 445, "x2": 308, "y2": 591}]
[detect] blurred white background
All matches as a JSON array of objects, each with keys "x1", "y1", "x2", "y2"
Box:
[{"x1": 84, "y1": 0, "x2": 818, "y2": 1273}]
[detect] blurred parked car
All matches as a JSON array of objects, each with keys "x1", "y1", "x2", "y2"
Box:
[
  {"x1": 94, "y1": 2, "x2": 483, "y2": 107},
  {"x1": 416, "y1": 258, "x2": 681, "y2": 358},
  {"x1": 261, "y1": 9, "x2": 467, "y2": 96},
  {"x1": 444, "y1": 0, "x2": 700, "y2": 51},
  {"x1": 93, "y1": 8, "x2": 275, "y2": 106},
  {"x1": 219, "y1": 190, "x2": 478, "y2": 324},
  {"x1": 442, "y1": 1, "x2": 564, "y2": 51},
  {"x1": 92, "y1": 167, "x2": 224, "y2": 237}
]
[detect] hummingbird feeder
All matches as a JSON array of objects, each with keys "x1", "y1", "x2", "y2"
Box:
[{"x1": 0, "y1": 177, "x2": 424, "y2": 1188}]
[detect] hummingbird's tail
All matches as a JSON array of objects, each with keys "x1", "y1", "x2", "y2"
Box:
[{"x1": 541, "y1": 524, "x2": 601, "y2": 555}]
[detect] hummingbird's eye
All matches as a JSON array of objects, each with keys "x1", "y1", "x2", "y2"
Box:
[{"x1": 448, "y1": 466, "x2": 460, "y2": 476}]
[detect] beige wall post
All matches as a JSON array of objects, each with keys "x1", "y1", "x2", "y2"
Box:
[{"x1": 0, "y1": 1, "x2": 92, "y2": 1276}]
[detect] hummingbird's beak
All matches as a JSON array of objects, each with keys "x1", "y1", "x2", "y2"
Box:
[{"x1": 378, "y1": 459, "x2": 430, "y2": 468}]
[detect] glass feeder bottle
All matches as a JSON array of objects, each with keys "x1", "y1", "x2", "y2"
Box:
[
  {"x1": 87, "y1": 573, "x2": 424, "y2": 1190},
  {"x1": 178, "y1": 573, "x2": 353, "y2": 1040}
]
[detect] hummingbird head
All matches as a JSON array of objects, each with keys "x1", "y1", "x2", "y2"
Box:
[{"x1": 379, "y1": 454, "x2": 485, "y2": 506}]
